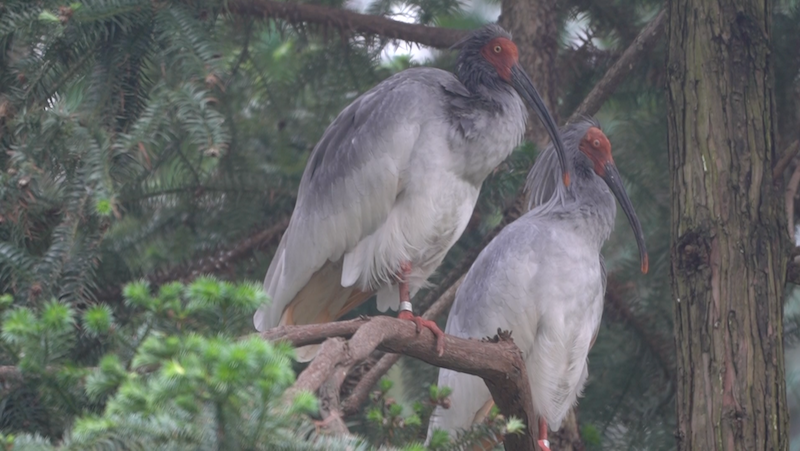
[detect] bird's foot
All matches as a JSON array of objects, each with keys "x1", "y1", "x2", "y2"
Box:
[
  {"x1": 397, "y1": 310, "x2": 445, "y2": 356},
  {"x1": 537, "y1": 439, "x2": 551, "y2": 451}
]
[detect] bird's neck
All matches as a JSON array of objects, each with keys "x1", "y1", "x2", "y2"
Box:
[
  {"x1": 456, "y1": 72, "x2": 521, "y2": 113},
  {"x1": 548, "y1": 167, "x2": 617, "y2": 249}
]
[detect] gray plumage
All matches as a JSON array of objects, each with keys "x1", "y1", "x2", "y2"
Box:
[
  {"x1": 254, "y1": 24, "x2": 569, "y2": 361},
  {"x1": 426, "y1": 118, "x2": 648, "y2": 443}
]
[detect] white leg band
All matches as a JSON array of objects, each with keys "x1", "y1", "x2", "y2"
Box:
[{"x1": 399, "y1": 301, "x2": 413, "y2": 312}]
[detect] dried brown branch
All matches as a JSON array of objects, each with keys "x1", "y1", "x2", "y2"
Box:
[
  {"x1": 226, "y1": 0, "x2": 466, "y2": 48},
  {"x1": 284, "y1": 337, "x2": 353, "y2": 434},
  {"x1": 567, "y1": 9, "x2": 666, "y2": 122},
  {"x1": 0, "y1": 365, "x2": 23, "y2": 384},
  {"x1": 266, "y1": 316, "x2": 539, "y2": 450},
  {"x1": 316, "y1": 363, "x2": 352, "y2": 435}
]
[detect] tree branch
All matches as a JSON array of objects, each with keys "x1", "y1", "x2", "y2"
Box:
[
  {"x1": 95, "y1": 217, "x2": 289, "y2": 302},
  {"x1": 567, "y1": 9, "x2": 666, "y2": 122},
  {"x1": 266, "y1": 316, "x2": 539, "y2": 450},
  {"x1": 340, "y1": 274, "x2": 466, "y2": 415},
  {"x1": 226, "y1": 0, "x2": 466, "y2": 48},
  {"x1": 0, "y1": 365, "x2": 23, "y2": 384}
]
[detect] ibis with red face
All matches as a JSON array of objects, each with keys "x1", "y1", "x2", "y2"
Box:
[
  {"x1": 426, "y1": 118, "x2": 648, "y2": 450},
  {"x1": 254, "y1": 24, "x2": 569, "y2": 360}
]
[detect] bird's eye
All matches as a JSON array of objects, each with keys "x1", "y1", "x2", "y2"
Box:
[
  {"x1": 593, "y1": 139, "x2": 600, "y2": 147},
  {"x1": 493, "y1": 45, "x2": 502, "y2": 53}
]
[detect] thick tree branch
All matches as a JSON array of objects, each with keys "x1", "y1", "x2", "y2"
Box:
[
  {"x1": 341, "y1": 352, "x2": 399, "y2": 415},
  {"x1": 567, "y1": 9, "x2": 666, "y2": 122},
  {"x1": 340, "y1": 274, "x2": 466, "y2": 415},
  {"x1": 267, "y1": 316, "x2": 539, "y2": 450},
  {"x1": 226, "y1": 0, "x2": 465, "y2": 48},
  {"x1": 260, "y1": 317, "x2": 368, "y2": 345}
]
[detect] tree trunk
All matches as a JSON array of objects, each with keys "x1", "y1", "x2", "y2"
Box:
[
  {"x1": 498, "y1": 0, "x2": 560, "y2": 144},
  {"x1": 667, "y1": 0, "x2": 789, "y2": 450}
]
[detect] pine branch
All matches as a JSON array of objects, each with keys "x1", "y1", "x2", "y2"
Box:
[
  {"x1": 146, "y1": 216, "x2": 290, "y2": 285},
  {"x1": 267, "y1": 316, "x2": 541, "y2": 451},
  {"x1": 95, "y1": 217, "x2": 289, "y2": 302},
  {"x1": 225, "y1": 0, "x2": 466, "y2": 48}
]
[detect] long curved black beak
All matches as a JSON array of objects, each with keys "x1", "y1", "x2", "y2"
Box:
[
  {"x1": 510, "y1": 64, "x2": 570, "y2": 187},
  {"x1": 601, "y1": 163, "x2": 649, "y2": 274}
]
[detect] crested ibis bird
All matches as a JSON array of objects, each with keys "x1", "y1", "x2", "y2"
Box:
[
  {"x1": 254, "y1": 24, "x2": 570, "y2": 361},
  {"x1": 425, "y1": 118, "x2": 648, "y2": 450}
]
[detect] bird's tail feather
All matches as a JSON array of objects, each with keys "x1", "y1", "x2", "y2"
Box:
[
  {"x1": 278, "y1": 260, "x2": 374, "y2": 362},
  {"x1": 426, "y1": 368, "x2": 492, "y2": 443}
]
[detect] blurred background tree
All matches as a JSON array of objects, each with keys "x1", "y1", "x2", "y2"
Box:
[{"x1": 0, "y1": 0, "x2": 799, "y2": 449}]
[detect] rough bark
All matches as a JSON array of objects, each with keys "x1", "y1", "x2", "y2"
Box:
[
  {"x1": 498, "y1": 0, "x2": 560, "y2": 143},
  {"x1": 666, "y1": 0, "x2": 789, "y2": 449},
  {"x1": 268, "y1": 316, "x2": 540, "y2": 450}
]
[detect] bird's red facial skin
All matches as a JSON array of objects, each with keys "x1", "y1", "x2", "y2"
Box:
[
  {"x1": 480, "y1": 37, "x2": 519, "y2": 82},
  {"x1": 579, "y1": 127, "x2": 613, "y2": 176}
]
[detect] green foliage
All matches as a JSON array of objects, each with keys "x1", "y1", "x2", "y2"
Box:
[
  {"x1": 0, "y1": 278, "x2": 372, "y2": 450},
  {"x1": 361, "y1": 378, "x2": 430, "y2": 447},
  {"x1": 426, "y1": 401, "x2": 519, "y2": 451}
]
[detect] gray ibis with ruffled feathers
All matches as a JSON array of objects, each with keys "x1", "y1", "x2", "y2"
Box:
[
  {"x1": 425, "y1": 118, "x2": 648, "y2": 451},
  {"x1": 254, "y1": 24, "x2": 570, "y2": 361}
]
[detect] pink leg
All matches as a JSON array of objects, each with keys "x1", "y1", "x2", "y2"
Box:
[
  {"x1": 396, "y1": 261, "x2": 445, "y2": 356},
  {"x1": 537, "y1": 417, "x2": 551, "y2": 451}
]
